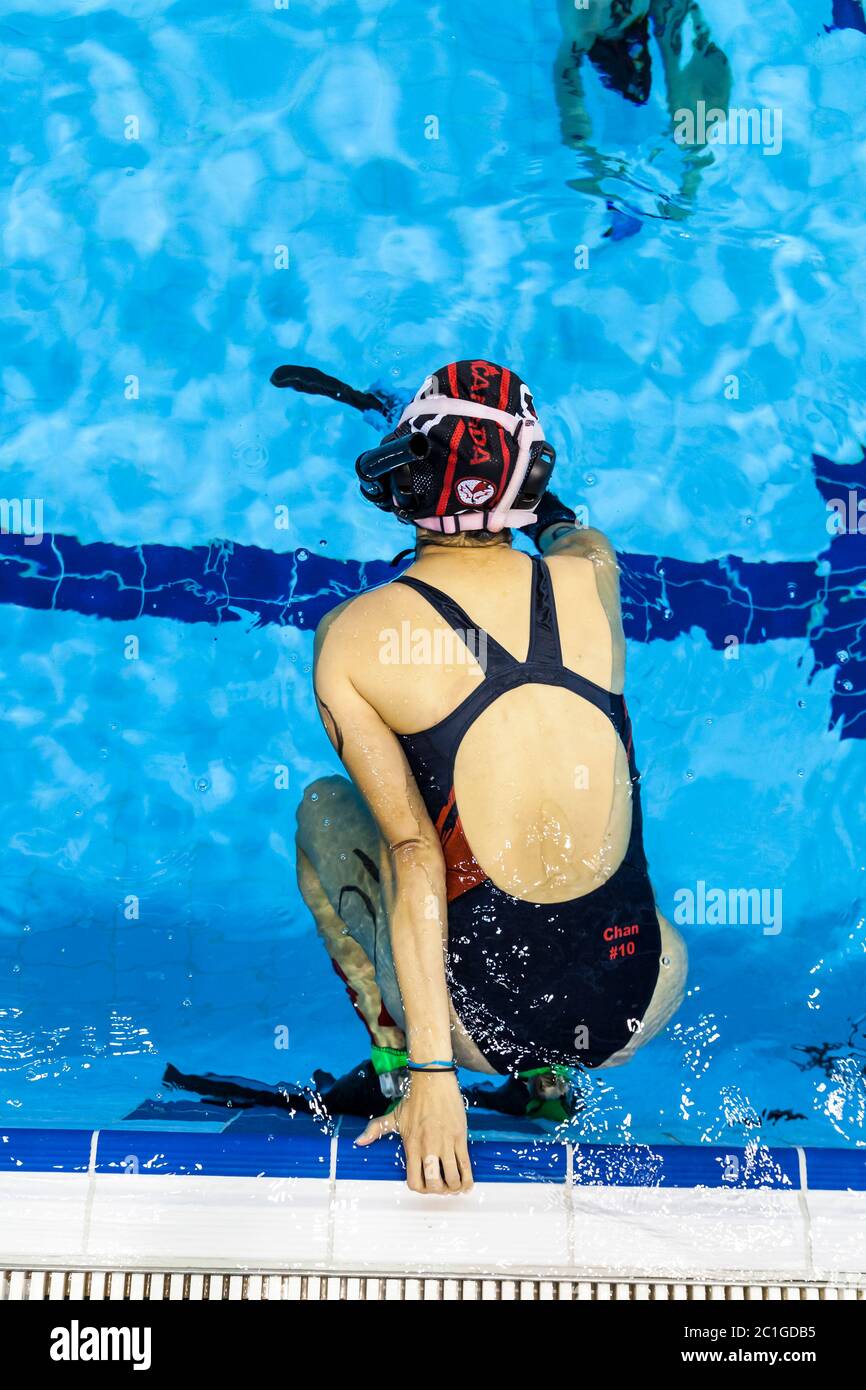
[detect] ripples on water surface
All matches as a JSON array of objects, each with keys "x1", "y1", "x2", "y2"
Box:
[{"x1": 0, "y1": 0, "x2": 865, "y2": 1145}]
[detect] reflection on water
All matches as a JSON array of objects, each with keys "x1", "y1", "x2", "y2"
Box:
[{"x1": 555, "y1": 0, "x2": 731, "y2": 218}]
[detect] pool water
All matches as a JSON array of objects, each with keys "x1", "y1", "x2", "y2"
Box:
[{"x1": 1, "y1": 0, "x2": 865, "y2": 1149}]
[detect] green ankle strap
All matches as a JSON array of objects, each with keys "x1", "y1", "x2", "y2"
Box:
[
  {"x1": 370, "y1": 1044, "x2": 409, "y2": 1076},
  {"x1": 516, "y1": 1065, "x2": 572, "y2": 1081},
  {"x1": 518, "y1": 1065, "x2": 573, "y2": 1123}
]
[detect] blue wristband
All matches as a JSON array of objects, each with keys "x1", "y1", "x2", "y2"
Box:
[{"x1": 407, "y1": 1059, "x2": 457, "y2": 1073}]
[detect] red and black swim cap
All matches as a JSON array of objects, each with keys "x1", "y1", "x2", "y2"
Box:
[{"x1": 383, "y1": 359, "x2": 553, "y2": 532}]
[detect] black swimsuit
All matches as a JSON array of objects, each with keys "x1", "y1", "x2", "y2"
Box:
[{"x1": 394, "y1": 556, "x2": 662, "y2": 1074}]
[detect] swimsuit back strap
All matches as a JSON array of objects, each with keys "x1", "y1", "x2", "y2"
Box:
[
  {"x1": 526, "y1": 556, "x2": 628, "y2": 740},
  {"x1": 525, "y1": 556, "x2": 564, "y2": 666},
  {"x1": 393, "y1": 575, "x2": 518, "y2": 673}
]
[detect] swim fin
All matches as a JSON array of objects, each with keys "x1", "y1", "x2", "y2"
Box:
[
  {"x1": 463, "y1": 1073, "x2": 578, "y2": 1123},
  {"x1": 163, "y1": 1060, "x2": 390, "y2": 1120},
  {"x1": 163, "y1": 1061, "x2": 578, "y2": 1124},
  {"x1": 462, "y1": 1074, "x2": 535, "y2": 1117}
]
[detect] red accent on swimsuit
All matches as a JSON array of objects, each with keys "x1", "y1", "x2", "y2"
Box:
[
  {"x1": 435, "y1": 787, "x2": 488, "y2": 903},
  {"x1": 622, "y1": 697, "x2": 634, "y2": 759}
]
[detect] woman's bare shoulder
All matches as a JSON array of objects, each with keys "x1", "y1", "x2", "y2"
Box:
[
  {"x1": 313, "y1": 583, "x2": 404, "y2": 662},
  {"x1": 545, "y1": 526, "x2": 619, "y2": 567}
]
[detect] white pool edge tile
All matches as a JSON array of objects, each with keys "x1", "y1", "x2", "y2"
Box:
[
  {"x1": 803, "y1": 1190, "x2": 866, "y2": 1279},
  {"x1": 2, "y1": 1170, "x2": 863, "y2": 1280}
]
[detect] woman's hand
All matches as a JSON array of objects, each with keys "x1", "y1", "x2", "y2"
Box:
[{"x1": 356, "y1": 1071, "x2": 473, "y2": 1194}]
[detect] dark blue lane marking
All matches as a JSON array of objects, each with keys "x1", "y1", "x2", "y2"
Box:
[
  {"x1": 826, "y1": 0, "x2": 866, "y2": 35},
  {"x1": 0, "y1": 531, "x2": 394, "y2": 633},
  {"x1": 92, "y1": 1127, "x2": 332, "y2": 1178},
  {"x1": 803, "y1": 1147, "x2": 866, "y2": 1191},
  {"x1": 569, "y1": 1142, "x2": 801, "y2": 1190},
  {"x1": 335, "y1": 1114, "x2": 569, "y2": 1184},
  {"x1": 0, "y1": 1128, "x2": 92, "y2": 1174},
  {"x1": 807, "y1": 449, "x2": 866, "y2": 740},
  {"x1": 1, "y1": 449, "x2": 863, "y2": 737},
  {"x1": 3, "y1": 1125, "x2": 865, "y2": 1188}
]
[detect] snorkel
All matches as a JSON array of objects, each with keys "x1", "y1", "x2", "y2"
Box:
[
  {"x1": 271, "y1": 357, "x2": 557, "y2": 534},
  {"x1": 355, "y1": 430, "x2": 431, "y2": 509}
]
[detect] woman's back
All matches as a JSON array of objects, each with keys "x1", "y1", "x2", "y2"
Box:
[{"x1": 339, "y1": 542, "x2": 634, "y2": 904}]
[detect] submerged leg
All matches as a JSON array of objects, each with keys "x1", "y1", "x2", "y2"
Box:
[
  {"x1": 649, "y1": 0, "x2": 733, "y2": 207},
  {"x1": 554, "y1": 38, "x2": 595, "y2": 149},
  {"x1": 296, "y1": 774, "x2": 405, "y2": 1051}
]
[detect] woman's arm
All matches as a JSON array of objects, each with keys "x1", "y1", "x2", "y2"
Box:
[{"x1": 313, "y1": 609, "x2": 472, "y2": 1194}]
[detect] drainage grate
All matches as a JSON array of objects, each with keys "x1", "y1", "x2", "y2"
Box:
[{"x1": 2, "y1": 1270, "x2": 864, "y2": 1301}]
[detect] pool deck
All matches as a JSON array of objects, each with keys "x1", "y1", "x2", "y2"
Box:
[{"x1": 1, "y1": 1116, "x2": 864, "y2": 1287}]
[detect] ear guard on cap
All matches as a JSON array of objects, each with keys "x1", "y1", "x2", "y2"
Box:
[{"x1": 516, "y1": 439, "x2": 557, "y2": 507}]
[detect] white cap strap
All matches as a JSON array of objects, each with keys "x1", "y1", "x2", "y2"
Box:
[
  {"x1": 413, "y1": 509, "x2": 540, "y2": 532},
  {"x1": 398, "y1": 395, "x2": 523, "y2": 433},
  {"x1": 487, "y1": 415, "x2": 543, "y2": 530}
]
